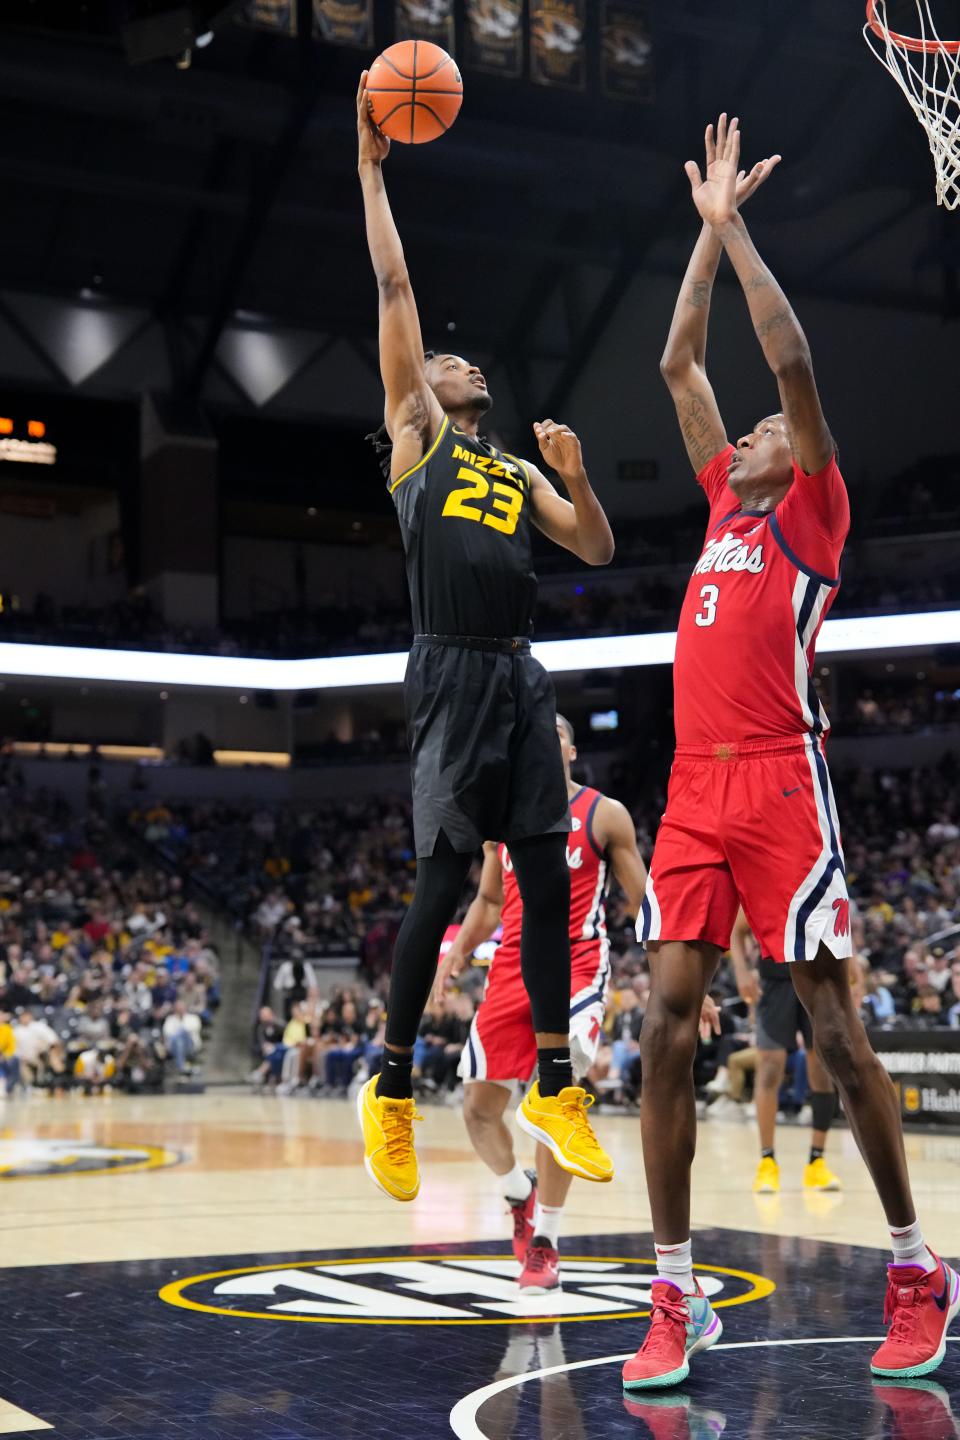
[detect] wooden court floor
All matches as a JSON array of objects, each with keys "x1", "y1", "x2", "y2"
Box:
[{"x1": 0, "y1": 1090, "x2": 958, "y2": 1437}]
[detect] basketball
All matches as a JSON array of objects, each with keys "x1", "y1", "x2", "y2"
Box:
[{"x1": 366, "y1": 40, "x2": 463, "y2": 145}]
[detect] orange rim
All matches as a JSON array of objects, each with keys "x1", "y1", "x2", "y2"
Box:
[{"x1": 866, "y1": 0, "x2": 960, "y2": 53}]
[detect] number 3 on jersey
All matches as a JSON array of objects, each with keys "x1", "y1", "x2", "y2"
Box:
[
  {"x1": 695, "y1": 584, "x2": 719, "y2": 627},
  {"x1": 442, "y1": 465, "x2": 524, "y2": 536}
]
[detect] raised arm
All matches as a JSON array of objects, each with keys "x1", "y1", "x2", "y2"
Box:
[
  {"x1": 685, "y1": 116, "x2": 831, "y2": 475},
  {"x1": 660, "y1": 222, "x2": 727, "y2": 475},
  {"x1": 525, "y1": 420, "x2": 614, "y2": 566},
  {"x1": 357, "y1": 73, "x2": 443, "y2": 479},
  {"x1": 431, "y1": 844, "x2": 504, "y2": 1006},
  {"x1": 663, "y1": 119, "x2": 780, "y2": 474}
]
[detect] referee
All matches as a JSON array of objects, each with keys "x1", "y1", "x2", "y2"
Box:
[{"x1": 355, "y1": 72, "x2": 615, "y2": 1202}]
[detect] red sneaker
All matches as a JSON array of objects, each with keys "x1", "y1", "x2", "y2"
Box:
[
  {"x1": 518, "y1": 1239, "x2": 560, "y2": 1294},
  {"x1": 872, "y1": 1376, "x2": 956, "y2": 1437},
  {"x1": 871, "y1": 1254, "x2": 960, "y2": 1378},
  {"x1": 623, "y1": 1391, "x2": 728, "y2": 1437},
  {"x1": 508, "y1": 1172, "x2": 537, "y2": 1264},
  {"x1": 622, "y1": 1280, "x2": 722, "y2": 1391}
]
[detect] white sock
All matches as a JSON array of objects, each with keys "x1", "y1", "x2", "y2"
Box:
[
  {"x1": 655, "y1": 1239, "x2": 696, "y2": 1295},
  {"x1": 500, "y1": 1162, "x2": 532, "y2": 1203},
  {"x1": 533, "y1": 1202, "x2": 563, "y2": 1247},
  {"x1": 500, "y1": 1331, "x2": 537, "y2": 1376},
  {"x1": 889, "y1": 1220, "x2": 936, "y2": 1273}
]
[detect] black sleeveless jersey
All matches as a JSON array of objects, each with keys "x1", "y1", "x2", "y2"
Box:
[{"x1": 388, "y1": 417, "x2": 538, "y2": 638}]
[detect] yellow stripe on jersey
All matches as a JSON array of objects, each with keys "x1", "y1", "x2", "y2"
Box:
[
  {"x1": 389, "y1": 416, "x2": 450, "y2": 494},
  {"x1": 502, "y1": 453, "x2": 531, "y2": 492}
]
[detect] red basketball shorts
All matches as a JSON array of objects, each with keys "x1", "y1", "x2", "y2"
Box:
[
  {"x1": 638, "y1": 736, "x2": 852, "y2": 965},
  {"x1": 459, "y1": 941, "x2": 610, "y2": 1087}
]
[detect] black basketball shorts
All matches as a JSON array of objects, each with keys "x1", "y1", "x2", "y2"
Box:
[
  {"x1": 755, "y1": 975, "x2": 813, "y2": 1053},
  {"x1": 404, "y1": 636, "x2": 570, "y2": 859}
]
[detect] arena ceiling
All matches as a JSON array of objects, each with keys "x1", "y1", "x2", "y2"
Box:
[{"x1": 0, "y1": 0, "x2": 956, "y2": 436}]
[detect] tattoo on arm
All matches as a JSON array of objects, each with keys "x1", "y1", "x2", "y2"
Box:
[
  {"x1": 679, "y1": 387, "x2": 719, "y2": 470},
  {"x1": 745, "y1": 271, "x2": 771, "y2": 293},
  {"x1": 685, "y1": 279, "x2": 711, "y2": 309},
  {"x1": 756, "y1": 308, "x2": 791, "y2": 339}
]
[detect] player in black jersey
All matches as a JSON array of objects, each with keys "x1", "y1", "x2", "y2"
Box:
[{"x1": 355, "y1": 72, "x2": 616, "y2": 1203}]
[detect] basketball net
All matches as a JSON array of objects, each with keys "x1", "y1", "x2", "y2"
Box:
[{"x1": 863, "y1": 0, "x2": 960, "y2": 209}]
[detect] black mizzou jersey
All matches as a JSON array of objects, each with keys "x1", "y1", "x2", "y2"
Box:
[{"x1": 388, "y1": 417, "x2": 539, "y2": 638}]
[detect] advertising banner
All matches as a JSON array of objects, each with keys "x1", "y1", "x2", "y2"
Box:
[{"x1": 871, "y1": 1029, "x2": 960, "y2": 1126}]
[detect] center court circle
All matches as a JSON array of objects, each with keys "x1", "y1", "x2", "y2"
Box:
[
  {"x1": 158, "y1": 1254, "x2": 775, "y2": 1326},
  {"x1": 449, "y1": 1337, "x2": 960, "y2": 1439}
]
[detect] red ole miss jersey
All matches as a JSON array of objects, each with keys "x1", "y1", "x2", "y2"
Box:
[
  {"x1": 497, "y1": 786, "x2": 609, "y2": 959},
  {"x1": 673, "y1": 444, "x2": 850, "y2": 746}
]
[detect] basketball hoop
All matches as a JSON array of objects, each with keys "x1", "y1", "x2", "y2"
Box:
[{"x1": 864, "y1": 0, "x2": 960, "y2": 208}]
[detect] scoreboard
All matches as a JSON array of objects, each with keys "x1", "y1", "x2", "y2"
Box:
[{"x1": 0, "y1": 414, "x2": 56, "y2": 466}]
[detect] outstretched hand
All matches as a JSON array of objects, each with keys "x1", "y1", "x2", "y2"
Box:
[
  {"x1": 534, "y1": 419, "x2": 584, "y2": 482},
  {"x1": 431, "y1": 948, "x2": 467, "y2": 1009},
  {"x1": 357, "y1": 71, "x2": 390, "y2": 166},
  {"x1": 699, "y1": 995, "x2": 722, "y2": 1042},
  {"x1": 685, "y1": 114, "x2": 780, "y2": 228}
]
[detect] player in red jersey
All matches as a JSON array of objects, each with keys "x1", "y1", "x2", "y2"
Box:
[
  {"x1": 623, "y1": 115, "x2": 958, "y2": 1392},
  {"x1": 434, "y1": 716, "x2": 649, "y2": 1294}
]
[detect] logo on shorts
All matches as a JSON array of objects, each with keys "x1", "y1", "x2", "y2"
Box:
[
  {"x1": 160, "y1": 1254, "x2": 774, "y2": 1326},
  {"x1": 832, "y1": 898, "x2": 850, "y2": 938}
]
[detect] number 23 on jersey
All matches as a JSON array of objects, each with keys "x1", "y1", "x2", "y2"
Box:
[{"x1": 442, "y1": 464, "x2": 525, "y2": 536}]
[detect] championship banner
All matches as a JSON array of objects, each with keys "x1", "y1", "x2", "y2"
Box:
[
  {"x1": 395, "y1": 0, "x2": 454, "y2": 49},
  {"x1": 464, "y1": 0, "x2": 523, "y2": 77},
  {"x1": 601, "y1": 1, "x2": 653, "y2": 102},
  {"x1": 530, "y1": 0, "x2": 586, "y2": 91},
  {"x1": 312, "y1": 0, "x2": 373, "y2": 47},
  {"x1": 239, "y1": 0, "x2": 296, "y2": 34}
]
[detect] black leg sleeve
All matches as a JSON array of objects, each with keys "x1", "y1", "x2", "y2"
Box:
[
  {"x1": 384, "y1": 831, "x2": 473, "y2": 1050},
  {"x1": 509, "y1": 831, "x2": 572, "y2": 1036}
]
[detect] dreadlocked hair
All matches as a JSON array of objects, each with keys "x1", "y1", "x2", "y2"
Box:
[{"x1": 365, "y1": 351, "x2": 436, "y2": 480}]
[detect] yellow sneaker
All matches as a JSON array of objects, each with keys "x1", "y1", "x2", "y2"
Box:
[
  {"x1": 515, "y1": 1082, "x2": 613, "y2": 1183},
  {"x1": 803, "y1": 1156, "x2": 842, "y2": 1192},
  {"x1": 356, "y1": 1075, "x2": 422, "y2": 1202},
  {"x1": 753, "y1": 1155, "x2": 780, "y2": 1194}
]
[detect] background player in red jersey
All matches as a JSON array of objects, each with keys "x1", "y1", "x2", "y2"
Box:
[
  {"x1": 624, "y1": 116, "x2": 959, "y2": 1392},
  {"x1": 433, "y1": 717, "x2": 649, "y2": 1293}
]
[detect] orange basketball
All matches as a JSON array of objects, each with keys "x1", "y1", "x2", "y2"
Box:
[{"x1": 366, "y1": 40, "x2": 463, "y2": 145}]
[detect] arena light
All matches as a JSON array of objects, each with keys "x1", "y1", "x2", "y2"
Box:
[{"x1": 0, "y1": 609, "x2": 957, "y2": 691}]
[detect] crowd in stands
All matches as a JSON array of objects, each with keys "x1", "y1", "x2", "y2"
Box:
[
  {"x1": 0, "y1": 592, "x2": 411, "y2": 660},
  {"x1": 1, "y1": 539, "x2": 957, "y2": 663},
  {"x1": 130, "y1": 796, "x2": 416, "y2": 969},
  {"x1": 2, "y1": 740, "x2": 956, "y2": 1111},
  {"x1": 0, "y1": 767, "x2": 221, "y2": 1096},
  {"x1": 211, "y1": 753, "x2": 960, "y2": 1106},
  {"x1": 836, "y1": 684, "x2": 960, "y2": 736}
]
